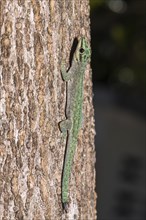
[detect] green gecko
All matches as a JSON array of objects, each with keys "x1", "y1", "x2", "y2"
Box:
[{"x1": 60, "y1": 37, "x2": 91, "y2": 211}]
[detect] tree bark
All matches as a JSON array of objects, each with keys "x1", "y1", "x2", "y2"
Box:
[{"x1": 0, "y1": 0, "x2": 96, "y2": 219}]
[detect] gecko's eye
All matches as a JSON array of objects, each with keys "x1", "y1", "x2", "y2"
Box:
[{"x1": 79, "y1": 48, "x2": 84, "y2": 54}]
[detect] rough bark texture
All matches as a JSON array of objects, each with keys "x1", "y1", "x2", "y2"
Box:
[{"x1": 0, "y1": 0, "x2": 96, "y2": 219}]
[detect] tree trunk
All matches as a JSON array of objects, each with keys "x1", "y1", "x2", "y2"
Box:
[{"x1": 0, "y1": 0, "x2": 96, "y2": 219}]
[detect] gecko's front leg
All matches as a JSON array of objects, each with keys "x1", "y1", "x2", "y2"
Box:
[{"x1": 61, "y1": 62, "x2": 73, "y2": 81}]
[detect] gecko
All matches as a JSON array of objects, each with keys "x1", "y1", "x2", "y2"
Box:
[{"x1": 60, "y1": 37, "x2": 91, "y2": 211}]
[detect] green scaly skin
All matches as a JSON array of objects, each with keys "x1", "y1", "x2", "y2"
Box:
[{"x1": 60, "y1": 37, "x2": 91, "y2": 211}]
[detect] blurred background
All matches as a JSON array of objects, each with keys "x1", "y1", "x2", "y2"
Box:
[{"x1": 90, "y1": 0, "x2": 146, "y2": 219}]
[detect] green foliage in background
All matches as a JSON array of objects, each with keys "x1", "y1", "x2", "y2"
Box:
[
  {"x1": 90, "y1": 0, "x2": 146, "y2": 92},
  {"x1": 90, "y1": 0, "x2": 105, "y2": 10}
]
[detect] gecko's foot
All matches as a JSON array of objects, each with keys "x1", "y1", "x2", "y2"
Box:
[
  {"x1": 63, "y1": 202, "x2": 69, "y2": 212},
  {"x1": 59, "y1": 119, "x2": 72, "y2": 133}
]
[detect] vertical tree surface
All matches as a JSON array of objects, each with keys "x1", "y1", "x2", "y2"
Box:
[{"x1": 0, "y1": 0, "x2": 96, "y2": 219}]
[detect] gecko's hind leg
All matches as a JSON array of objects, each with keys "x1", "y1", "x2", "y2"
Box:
[{"x1": 59, "y1": 119, "x2": 72, "y2": 134}]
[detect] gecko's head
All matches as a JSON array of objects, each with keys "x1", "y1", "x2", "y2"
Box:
[{"x1": 74, "y1": 37, "x2": 91, "y2": 63}]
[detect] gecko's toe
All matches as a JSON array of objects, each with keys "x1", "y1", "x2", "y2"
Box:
[{"x1": 63, "y1": 202, "x2": 69, "y2": 212}]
